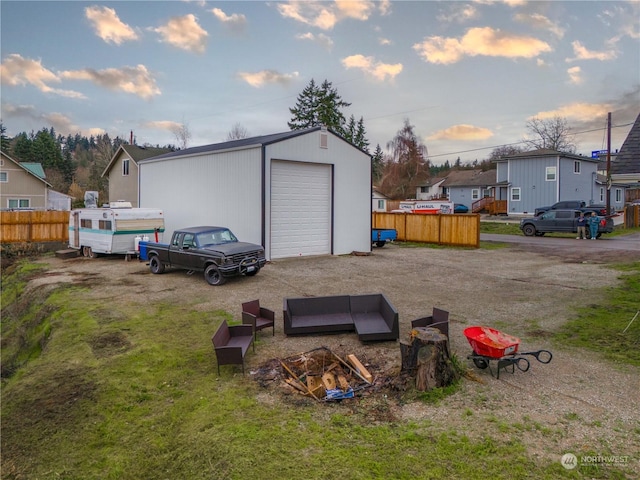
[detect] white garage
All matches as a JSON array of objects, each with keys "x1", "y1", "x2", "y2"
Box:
[{"x1": 138, "y1": 127, "x2": 371, "y2": 260}]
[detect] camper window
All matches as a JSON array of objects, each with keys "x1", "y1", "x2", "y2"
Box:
[
  {"x1": 98, "y1": 220, "x2": 112, "y2": 230},
  {"x1": 81, "y1": 219, "x2": 92, "y2": 228}
]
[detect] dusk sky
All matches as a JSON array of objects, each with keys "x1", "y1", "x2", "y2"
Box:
[{"x1": 1, "y1": 0, "x2": 638, "y2": 165}]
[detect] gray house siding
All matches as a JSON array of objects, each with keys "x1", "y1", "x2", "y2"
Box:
[
  {"x1": 496, "y1": 162, "x2": 508, "y2": 183},
  {"x1": 508, "y1": 156, "x2": 557, "y2": 214}
]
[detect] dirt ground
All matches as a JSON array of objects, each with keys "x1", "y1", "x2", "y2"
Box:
[{"x1": 26, "y1": 242, "x2": 640, "y2": 474}]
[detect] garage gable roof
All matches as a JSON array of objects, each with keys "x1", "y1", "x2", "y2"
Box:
[{"x1": 139, "y1": 126, "x2": 362, "y2": 163}]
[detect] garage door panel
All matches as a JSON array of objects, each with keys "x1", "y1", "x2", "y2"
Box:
[{"x1": 271, "y1": 161, "x2": 331, "y2": 259}]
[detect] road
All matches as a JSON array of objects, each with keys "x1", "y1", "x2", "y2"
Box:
[{"x1": 481, "y1": 232, "x2": 640, "y2": 259}]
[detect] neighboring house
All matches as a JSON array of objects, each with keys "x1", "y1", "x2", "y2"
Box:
[
  {"x1": 492, "y1": 149, "x2": 624, "y2": 215},
  {"x1": 440, "y1": 170, "x2": 497, "y2": 210},
  {"x1": 415, "y1": 175, "x2": 446, "y2": 200},
  {"x1": 372, "y1": 189, "x2": 389, "y2": 212},
  {"x1": 102, "y1": 144, "x2": 172, "y2": 207},
  {"x1": 1, "y1": 151, "x2": 51, "y2": 209},
  {"x1": 610, "y1": 112, "x2": 640, "y2": 201},
  {"x1": 139, "y1": 127, "x2": 372, "y2": 260}
]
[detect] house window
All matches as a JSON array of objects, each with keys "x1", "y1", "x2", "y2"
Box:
[
  {"x1": 420, "y1": 186, "x2": 430, "y2": 193},
  {"x1": 599, "y1": 187, "x2": 604, "y2": 203},
  {"x1": 615, "y1": 189, "x2": 622, "y2": 202},
  {"x1": 546, "y1": 167, "x2": 556, "y2": 181},
  {"x1": 377, "y1": 200, "x2": 385, "y2": 209},
  {"x1": 471, "y1": 189, "x2": 480, "y2": 200},
  {"x1": 574, "y1": 161, "x2": 581, "y2": 174},
  {"x1": 511, "y1": 187, "x2": 521, "y2": 201},
  {"x1": 8, "y1": 198, "x2": 30, "y2": 208},
  {"x1": 0, "y1": 172, "x2": 7, "y2": 182},
  {"x1": 98, "y1": 220, "x2": 112, "y2": 230},
  {"x1": 81, "y1": 219, "x2": 92, "y2": 228},
  {"x1": 122, "y1": 159, "x2": 130, "y2": 176}
]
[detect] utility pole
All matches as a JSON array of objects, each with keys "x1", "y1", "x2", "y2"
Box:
[{"x1": 606, "y1": 112, "x2": 611, "y2": 215}]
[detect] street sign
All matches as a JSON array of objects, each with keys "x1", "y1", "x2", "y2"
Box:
[{"x1": 591, "y1": 149, "x2": 608, "y2": 158}]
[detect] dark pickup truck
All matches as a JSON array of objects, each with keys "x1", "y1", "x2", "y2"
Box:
[
  {"x1": 534, "y1": 201, "x2": 609, "y2": 216},
  {"x1": 519, "y1": 209, "x2": 614, "y2": 238},
  {"x1": 143, "y1": 226, "x2": 266, "y2": 285}
]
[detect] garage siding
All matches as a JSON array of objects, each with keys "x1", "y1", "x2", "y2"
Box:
[{"x1": 270, "y1": 160, "x2": 331, "y2": 258}]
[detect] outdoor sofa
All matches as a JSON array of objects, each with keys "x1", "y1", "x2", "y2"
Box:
[{"x1": 283, "y1": 293, "x2": 399, "y2": 342}]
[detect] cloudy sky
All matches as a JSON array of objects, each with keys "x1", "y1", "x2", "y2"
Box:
[{"x1": 1, "y1": 0, "x2": 638, "y2": 165}]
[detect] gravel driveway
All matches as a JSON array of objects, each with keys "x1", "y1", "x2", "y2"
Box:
[{"x1": 35, "y1": 240, "x2": 640, "y2": 475}]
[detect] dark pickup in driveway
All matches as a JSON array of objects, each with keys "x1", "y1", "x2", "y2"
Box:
[
  {"x1": 534, "y1": 200, "x2": 609, "y2": 216},
  {"x1": 519, "y1": 209, "x2": 614, "y2": 238},
  {"x1": 143, "y1": 226, "x2": 266, "y2": 285}
]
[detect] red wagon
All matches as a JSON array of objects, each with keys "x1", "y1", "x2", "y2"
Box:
[{"x1": 463, "y1": 326, "x2": 552, "y2": 378}]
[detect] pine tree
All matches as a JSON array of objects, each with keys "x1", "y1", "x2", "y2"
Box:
[
  {"x1": 0, "y1": 123, "x2": 9, "y2": 152},
  {"x1": 372, "y1": 144, "x2": 384, "y2": 183},
  {"x1": 288, "y1": 79, "x2": 351, "y2": 135}
]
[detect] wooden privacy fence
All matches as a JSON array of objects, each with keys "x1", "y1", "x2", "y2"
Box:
[
  {"x1": 0, "y1": 211, "x2": 69, "y2": 243},
  {"x1": 625, "y1": 205, "x2": 640, "y2": 228},
  {"x1": 373, "y1": 212, "x2": 480, "y2": 248}
]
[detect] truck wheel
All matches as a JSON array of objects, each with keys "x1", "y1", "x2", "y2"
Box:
[
  {"x1": 375, "y1": 241, "x2": 386, "y2": 247},
  {"x1": 522, "y1": 224, "x2": 536, "y2": 237},
  {"x1": 149, "y1": 255, "x2": 165, "y2": 274},
  {"x1": 205, "y1": 264, "x2": 226, "y2": 285}
]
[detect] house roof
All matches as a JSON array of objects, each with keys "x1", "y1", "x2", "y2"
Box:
[
  {"x1": 102, "y1": 144, "x2": 173, "y2": 177},
  {"x1": 498, "y1": 148, "x2": 598, "y2": 163},
  {"x1": 441, "y1": 169, "x2": 497, "y2": 187},
  {"x1": 1, "y1": 151, "x2": 52, "y2": 187},
  {"x1": 21, "y1": 162, "x2": 46, "y2": 179},
  {"x1": 139, "y1": 126, "x2": 366, "y2": 163},
  {"x1": 610, "y1": 112, "x2": 640, "y2": 175}
]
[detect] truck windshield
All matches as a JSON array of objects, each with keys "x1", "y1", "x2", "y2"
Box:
[{"x1": 197, "y1": 229, "x2": 238, "y2": 246}]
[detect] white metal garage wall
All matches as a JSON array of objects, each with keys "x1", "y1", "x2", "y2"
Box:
[{"x1": 270, "y1": 160, "x2": 331, "y2": 258}]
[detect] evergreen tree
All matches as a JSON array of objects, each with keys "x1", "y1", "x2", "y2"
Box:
[
  {"x1": 372, "y1": 144, "x2": 384, "y2": 183},
  {"x1": 288, "y1": 78, "x2": 351, "y2": 135},
  {"x1": 0, "y1": 123, "x2": 9, "y2": 152},
  {"x1": 12, "y1": 132, "x2": 34, "y2": 161},
  {"x1": 32, "y1": 128, "x2": 63, "y2": 169}
]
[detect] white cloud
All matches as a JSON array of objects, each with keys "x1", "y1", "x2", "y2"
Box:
[
  {"x1": 378, "y1": 37, "x2": 392, "y2": 46},
  {"x1": 341, "y1": 54, "x2": 402, "y2": 81},
  {"x1": 296, "y1": 32, "x2": 334, "y2": 50},
  {"x1": 237, "y1": 70, "x2": 300, "y2": 88},
  {"x1": 60, "y1": 64, "x2": 161, "y2": 100},
  {"x1": 413, "y1": 27, "x2": 552, "y2": 65},
  {"x1": 276, "y1": 0, "x2": 378, "y2": 30},
  {"x1": 1, "y1": 103, "x2": 103, "y2": 137},
  {"x1": 428, "y1": 124, "x2": 494, "y2": 141},
  {"x1": 210, "y1": 7, "x2": 247, "y2": 33},
  {"x1": 85, "y1": 6, "x2": 138, "y2": 45},
  {"x1": 437, "y1": 4, "x2": 478, "y2": 24},
  {"x1": 142, "y1": 120, "x2": 183, "y2": 132},
  {"x1": 566, "y1": 41, "x2": 617, "y2": 62},
  {"x1": 0, "y1": 54, "x2": 85, "y2": 98},
  {"x1": 567, "y1": 66, "x2": 583, "y2": 85},
  {"x1": 153, "y1": 14, "x2": 208, "y2": 53},
  {"x1": 513, "y1": 13, "x2": 565, "y2": 38},
  {"x1": 533, "y1": 103, "x2": 612, "y2": 123}
]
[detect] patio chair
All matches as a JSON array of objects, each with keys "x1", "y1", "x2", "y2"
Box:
[
  {"x1": 241, "y1": 299, "x2": 275, "y2": 340},
  {"x1": 411, "y1": 307, "x2": 450, "y2": 337}
]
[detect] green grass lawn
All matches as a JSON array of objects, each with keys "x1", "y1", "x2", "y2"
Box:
[{"x1": 2, "y1": 259, "x2": 638, "y2": 479}]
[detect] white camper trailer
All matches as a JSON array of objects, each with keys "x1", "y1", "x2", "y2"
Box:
[{"x1": 68, "y1": 203, "x2": 164, "y2": 257}]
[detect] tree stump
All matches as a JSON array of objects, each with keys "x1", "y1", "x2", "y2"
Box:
[{"x1": 400, "y1": 327, "x2": 459, "y2": 391}]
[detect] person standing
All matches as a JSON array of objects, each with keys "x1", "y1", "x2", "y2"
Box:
[
  {"x1": 576, "y1": 212, "x2": 587, "y2": 239},
  {"x1": 588, "y1": 212, "x2": 600, "y2": 240}
]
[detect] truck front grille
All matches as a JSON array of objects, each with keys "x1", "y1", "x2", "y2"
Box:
[{"x1": 229, "y1": 250, "x2": 264, "y2": 264}]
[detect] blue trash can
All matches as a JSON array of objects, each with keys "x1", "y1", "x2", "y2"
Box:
[{"x1": 139, "y1": 241, "x2": 148, "y2": 261}]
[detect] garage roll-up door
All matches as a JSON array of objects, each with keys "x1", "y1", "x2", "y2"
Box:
[{"x1": 271, "y1": 160, "x2": 331, "y2": 259}]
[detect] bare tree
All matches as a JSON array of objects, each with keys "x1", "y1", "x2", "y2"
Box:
[
  {"x1": 227, "y1": 123, "x2": 249, "y2": 141},
  {"x1": 487, "y1": 145, "x2": 523, "y2": 160},
  {"x1": 379, "y1": 119, "x2": 430, "y2": 199},
  {"x1": 524, "y1": 116, "x2": 577, "y2": 153},
  {"x1": 172, "y1": 122, "x2": 192, "y2": 150}
]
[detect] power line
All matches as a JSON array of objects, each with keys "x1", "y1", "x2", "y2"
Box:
[{"x1": 427, "y1": 122, "x2": 634, "y2": 159}]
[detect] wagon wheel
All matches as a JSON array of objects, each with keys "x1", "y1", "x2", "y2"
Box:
[{"x1": 472, "y1": 355, "x2": 489, "y2": 370}]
